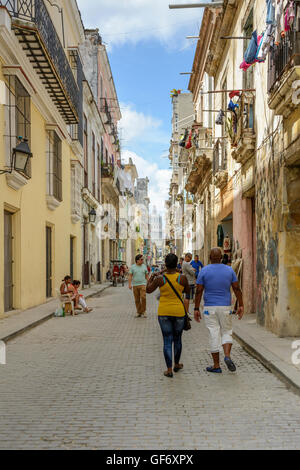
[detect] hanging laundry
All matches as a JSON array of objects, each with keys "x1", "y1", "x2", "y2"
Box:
[
  {"x1": 240, "y1": 31, "x2": 261, "y2": 71},
  {"x1": 275, "y1": 0, "x2": 285, "y2": 44},
  {"x1": 266, "y1": 0, "x2": 276, "y2": 25},
  {"x1": 256, "y1": 25, "x2": 274, "y2": 61},
  {"x1": 179, "y1": 129, "x2": 188, "y2": 147},
  {"x1": 227, "y1": 99, "x2": 239, "y2": 112},
  {"x1": 185, "y1": 129, "x2": 193, "y2": 149},
  {"x1": 215, "y1": 110, "x2": 225, "y2": 125},
  {"x1": 244, "y1": 30, "x2": 259, "y2": 63},
  {"x1": 285, "y1": 1, "x2": 295, "y2": 32},
  {"x1": 240, "y1": 60, "x2": 252, "y2": 71},
  {"x1": 229, "y1": 90, "x2": 241, "y2": 99}
]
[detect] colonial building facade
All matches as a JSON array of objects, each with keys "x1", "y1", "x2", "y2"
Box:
[
  {"x1": 0, "y1": 0, "x2": 85, "y2": 314},
  {"x1": 0, "y1": 0, "x2": 139, "y2": 316},
  {"x1": 167, "y1": 0, "x2": 300, "y2": 336}
]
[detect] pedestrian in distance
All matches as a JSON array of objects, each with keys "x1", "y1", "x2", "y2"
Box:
[
  {"x1": 190, "y1": 254, "x2": 204, "y2": 278},
  {"x1": 194, "y1": 248, "x2": 244, "y2": 373},
  {"x1": 128, "y1": 254, "x2": 149, "y2": 318},
  {"x1": 177, "y1": 257, "x2": 184, "y2": 273},
  {"x1": 146, "y1": 253, "x2": 190, "y2": 378},
  {"x1": 182, "y1": 253, "x2": 196, "y2": 309}
]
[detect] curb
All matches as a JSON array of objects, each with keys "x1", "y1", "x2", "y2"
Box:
[
  {"x1": 1, "y1": 284, "x2": 111, "y2": 344},
  {"x1": 233, "y1": 329, "x2": 300, "y2": 396}
]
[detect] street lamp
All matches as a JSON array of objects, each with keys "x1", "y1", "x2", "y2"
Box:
[
  {"x1": 0, "y1": 137, "x2": 32, "y2": 175},
  {"x1": 88, "y1": 208, "x2": 97, "y2": 224},
  {"x1": 82, "y1": 207, "x2": 97, "y2": 225}
]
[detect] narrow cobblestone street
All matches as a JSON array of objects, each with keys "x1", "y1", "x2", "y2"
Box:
[{"x1": 0, "y1": 287, "x2": 299, "y2": 450}]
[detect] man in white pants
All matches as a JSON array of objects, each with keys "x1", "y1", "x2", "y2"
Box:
[{"x1": 194, "y1": 248, "x2": 244, "y2": 373}]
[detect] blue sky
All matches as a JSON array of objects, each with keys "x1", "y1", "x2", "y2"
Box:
[{"x1": 77, "y1": 0, "x2": 205, "y2": 211}]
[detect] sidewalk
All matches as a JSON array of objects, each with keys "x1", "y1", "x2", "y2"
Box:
[
  {"x1": 0, "y1": 283, "x2": 111, "y2": 343},
  {"x1": 233, "y1": 314, "x2": 300, "y2": 393}
]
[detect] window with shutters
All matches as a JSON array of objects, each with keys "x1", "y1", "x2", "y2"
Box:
[
  {"x1": 46, "y1": 130, "x2": 62, "y2": 202},
  {"x1": 97, "y1": 142, "x2": 101, "y2": 201},
  {"x1": 4, "y1": 74, "x2": 31, "y2": 178},
  {"x1": 92, "y1": 131, "x2": 96, "y2": 197},
  {"x1": 71, "y1": 161, "x2": 82, "y2": 223}
]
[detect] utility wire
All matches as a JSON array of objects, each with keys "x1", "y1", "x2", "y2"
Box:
[{"x1": 102, "y1": 19, "x2": 202, "y2": 37}]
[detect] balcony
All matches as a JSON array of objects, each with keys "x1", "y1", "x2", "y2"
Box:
[
  {"x1": 1, "y1": 0, "x2": 80, "y2": 124},
  {"x1": 231, "y1": 92, "x2": 256, "y2": 165},
  {"x1": 100, "y1": 98, "x2": 112, "y2": 128},
  {"x1": 110, "y1": 123, "x2": 119, "y2": 149},
  {"x1": 213, "y1": 139, "x2": 228, "y2": 190},
  {"x1": 184, "y1": 128, "x2": 213, "y2": 194},
  {"x1": 268, "y1": 22, "x2": 300, "y2": 117},
  {"x1": 101, "y1": 163, "x2": 114, "y2": 179},
  {"x1": 101, "y1": 163, "x2": 121, "y2": 198}
]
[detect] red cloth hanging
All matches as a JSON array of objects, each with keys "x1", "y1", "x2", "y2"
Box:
[{"x1": 185, "y1": 130, "x2": 192, "y2": 149}]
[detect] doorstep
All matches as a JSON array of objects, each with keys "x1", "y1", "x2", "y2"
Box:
[
  {"x1": 233, "y1": 315, "x2": 300, "y2": 394},
  {"x1": 0, "y1": 283, "x2": 111, "y2": 343}
]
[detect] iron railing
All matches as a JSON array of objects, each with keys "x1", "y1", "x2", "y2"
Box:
[
  {"x1": 101, "y1": 163, "x2": 114, "y2": 178},
  {"x1": 0, "y1": 0, "x2": 35, "y2": 21},
  {"x1": 233, "y1": 92, "x2": 255, "y2": 145},
  {"x1": 268, "y1": 23, "x2": 300, "y2": 92},
  {"x1": 213, "y1": 139, "x2": 227, "y2": 174},
  {"x1": 110, "y1": 123, "x2": 119, "y2": 145},
  {"x1": 1, "y1": 0, "x2": 80, "y2": 122},
  {"x1": 100, "y1": 98, "x2": 112, "y2": 126}
]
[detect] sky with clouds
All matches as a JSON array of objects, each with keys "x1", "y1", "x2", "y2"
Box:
[{"x1": 77, "y1": 0, "x2": 205, "y2": 215}]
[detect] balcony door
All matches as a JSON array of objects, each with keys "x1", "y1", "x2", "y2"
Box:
[{"x1": 4, "y1": 211, "x2": 13, "y2": 312}]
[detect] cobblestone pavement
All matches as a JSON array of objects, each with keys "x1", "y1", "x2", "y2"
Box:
[{"x1": 0, "y1": 287, "x2": 299, "y2": 450}]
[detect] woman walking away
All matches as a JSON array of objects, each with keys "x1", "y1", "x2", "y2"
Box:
[{"x1": 146, "y1": 254, "x2": 190, "y2": 378}]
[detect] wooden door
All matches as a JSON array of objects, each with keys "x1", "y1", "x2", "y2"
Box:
[{"x1": 4, "y1": 211, "x2": 13, "y2": 312}]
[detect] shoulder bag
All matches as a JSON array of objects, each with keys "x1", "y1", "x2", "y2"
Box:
[{"x1": 164, "y1": 275, "x2": 191, "y2": 331}]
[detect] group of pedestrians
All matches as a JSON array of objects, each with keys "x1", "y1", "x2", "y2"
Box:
[{"x1": 129, "y1": 249, "x2": 244, "y2": 378}]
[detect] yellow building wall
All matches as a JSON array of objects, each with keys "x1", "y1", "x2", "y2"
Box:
[{"x1": 0, "y1": 65, "x2": 82, "y2": 315}]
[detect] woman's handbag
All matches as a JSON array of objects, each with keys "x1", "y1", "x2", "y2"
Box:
[{"x1": 163, "y1": 275, "x2": 191, "y2": 331}]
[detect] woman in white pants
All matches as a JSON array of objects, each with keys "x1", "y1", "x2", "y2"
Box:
[{"x1": 73, "y1": 281, "x2": 93, "y2": 313}]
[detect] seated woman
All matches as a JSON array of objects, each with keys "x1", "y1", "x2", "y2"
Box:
[
  {"x1": 72, "y1": 281, "x2": 93, "y2": 313},
  {"x1": 60, "y1": 275, "x2": 80, "y2": 311}
]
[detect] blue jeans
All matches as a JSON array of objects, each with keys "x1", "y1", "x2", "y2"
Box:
[
  {"x1": 158, "y1": 316, "x2": 185, "y2": 368},
  {"x1": 185, "y1": 284, "x2": 195, "y2": 300}
]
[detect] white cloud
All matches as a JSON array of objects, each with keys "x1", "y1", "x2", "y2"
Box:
[
  {"x1": 119, "y1": 103, "x2": 167, "y2": 145},
  {"x1": 122, "y1": 150, "x2": 171, "y2": 217},
  {"x1": 77, "y1": 0, "x2": 203, "y2": 48}
]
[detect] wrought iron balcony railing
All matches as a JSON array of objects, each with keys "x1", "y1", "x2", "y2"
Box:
[
  {"x1": 268, "y1": 21, "x2": 300, "y2": 93},
  {"x1": 1, "y1": 0, "x2": 80, "y2": 124},
  {"x1": 233, "y1": 92, "x2": 255, "y2": 144},
  {"x1": 101, "y1": 163, "x2": 114, "y2": 178},
  {"x1": 100, "y1": 98, "x2": 112, "y2": 126}
]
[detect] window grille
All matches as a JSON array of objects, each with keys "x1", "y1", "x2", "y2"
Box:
[
  {"x1": 4, "y1": 74, "x2": 31, "y2": 177},
  {"x1": 46, "y1": 130, "x2": 62, "y2": 201},
  {"x1": 71, "y1": 161, "x2": 82, "y2": 219}
]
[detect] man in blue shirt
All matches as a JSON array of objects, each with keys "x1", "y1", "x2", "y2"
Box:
[
  {"x1": 194, "y1": 248, "x2": 244, "y2": 373},
  {"x1": 190, "y1": 255, "x2": 203, "y2": 278}
]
